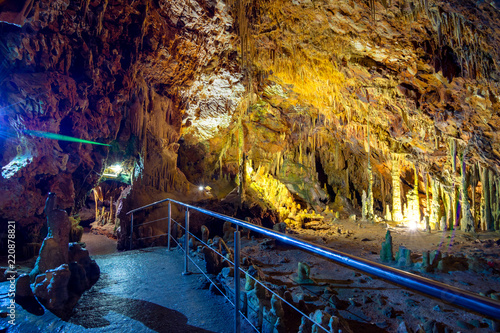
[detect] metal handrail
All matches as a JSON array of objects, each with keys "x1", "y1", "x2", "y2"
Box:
[{"x1": 127, "y1": 198, "x2": 500, "y2": 320}]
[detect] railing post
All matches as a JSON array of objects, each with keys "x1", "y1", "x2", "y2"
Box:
[
  {"x1": 167, "y1": 201, "x2": 172, "y2": 251},
  {"x1": 182, "y1": 207, "x2": 191, "y2": 275},
  {"x1": 130, "y1": 213, "x2": 134, "y2": 250},
  {"x1": 234, "y1": 230, "x2": 241, "y2": 333}
]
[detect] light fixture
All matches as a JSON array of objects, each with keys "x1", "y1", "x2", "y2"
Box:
[
  {"x1": 103, "y1": 163, "x2": 123, "y2": 178},
  {"x1": 199, "y1": 186, "x2": 204, "y2": 191},
  {"x1": 109, "y1": 164, "x2": 122, "y2": 173},
  {"x1": 408, "y1": 220, "x2": 418, "y2": 231}
]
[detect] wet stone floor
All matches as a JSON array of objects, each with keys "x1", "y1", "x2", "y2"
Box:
[{"x1": 1, "y1": 248, "x2": 250, "y2": 333}]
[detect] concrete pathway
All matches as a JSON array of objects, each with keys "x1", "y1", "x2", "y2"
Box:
[
  {"x1": 81, "y1": 231, "x2": 118, "y2": 256},
  {"x1": 1, "y1": 248, "x2": 252, "y2": 333}
]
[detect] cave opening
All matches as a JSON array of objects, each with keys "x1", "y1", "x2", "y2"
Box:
[
  {"x1": 58, "y1": 115, "x2": 74, "y2": 152},
  {"x1": 315, "y1": 154, "x2": 334, "y2": 203}
]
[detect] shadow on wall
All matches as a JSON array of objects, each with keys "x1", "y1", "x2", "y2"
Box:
[{"x1": 67, "y1": 274, "x2": 215, "y2": 333}]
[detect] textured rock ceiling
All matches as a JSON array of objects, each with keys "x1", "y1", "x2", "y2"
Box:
[{"x1": 0, "y1": 0, "x2": 500, "y2": 248}]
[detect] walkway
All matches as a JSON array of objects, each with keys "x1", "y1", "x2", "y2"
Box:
[{"x1": 1, "y1": 247, "x2": 250, "y2": 333}]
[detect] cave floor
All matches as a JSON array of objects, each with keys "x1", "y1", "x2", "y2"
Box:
[
  {"x1": 215, "y1": 216, "x2": 500, "y2": 332},
  {"x1": 0, "y1": 246, "x2": 252, "y2": 333}
]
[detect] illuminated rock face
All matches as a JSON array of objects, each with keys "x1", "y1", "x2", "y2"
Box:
[{"x1": 1, "y1": 0, "x2": 500, "y2": 250}]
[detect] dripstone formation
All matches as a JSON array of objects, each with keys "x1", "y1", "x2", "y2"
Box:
[{"x1": 17, "y1": 193, "x2": 100, "y2": 318}]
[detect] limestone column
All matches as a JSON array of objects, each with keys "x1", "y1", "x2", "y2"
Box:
[
  {"x1": 459, "y1": 150, "x2": 475, "y2": 232},
  {"x1": 480, "y1": 165, "x2": 493, "y2": 230},
  {"x1": 392, "y1": 154, "x2": 403, "y2": 221},
  {"x1": 366, "y1": 122, "x2": 374, "y2": 220},
  {"x1": 429, "y1": 178, "x2": 440, "y2": 229}
]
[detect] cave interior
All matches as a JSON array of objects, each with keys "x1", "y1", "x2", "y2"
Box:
[{"x1": 1, "y1": 0, "x2": 500, "y2": 331}]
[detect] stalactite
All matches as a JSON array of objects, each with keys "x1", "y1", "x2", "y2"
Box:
[
  {"x1": 450, "y1": 139, "x2": 457, "y2": 173},
  {"x1": 140, "y1": 1, "x2": 149, "y2": 50},
  {"x1": 82, "y1": 0, "x2": 91, "y2": 20},
  {"x1": 391, "y1": 154, "x2": 403, "y2": 222},
  {"x1": 96, "y1": 0, "x2": 108, "y2": 36},
  {"x1": 459, "y1": 147, "x2": 475, "y2": 232},
  {"x1": 335, "y1": 142, "x2": 340, "y2": 170}
]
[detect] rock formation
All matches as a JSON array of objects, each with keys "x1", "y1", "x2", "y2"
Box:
[
  {"x1": 29, "y1": 193, "x2": 70, "y2": 281},
  {"x1": 25, "y1": 193, "x2": 100, "y2": 318},
  {"x1": 380, "y1": 229, "x2": 394, "y2": 263}
]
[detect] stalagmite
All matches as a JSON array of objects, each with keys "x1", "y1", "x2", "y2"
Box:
[
  {"x1": 459, "y1": 148, "x2": 475, "y2": 232},
  {"x1": 489, "y1": 169, "x2": 499, "y2": 230},
  {"x1": 480, "y1": 165, "x2": 493, "y2": 230},
  {"x1": 385, "y1": 205, "x2": 392, "y2": 221},
  {"x1": 381, "y1": 176, "x2": 386, "y2": 217},
  {"x1": 237, "y1": 119, "x2": 246, "y2": 207},
  {"x1": 405, "y1": 164, "x2": 420, "y2": 224},
  {"x1": 425, "y1": 173, "x2": 430, "y2": 218},
  {"x1": 441, "y1": 185, "x2": 453, "y2": 230},
  {"x1": 366, "y1": 122, "x2": 374, "y2": 220},
  {"x1": 391, "y1": 155, "x2": 403, "y2": 221},
  {"x1": 429, "y1": 178, "x2": 441, "y2": 229},
  {"x1": 109, "y1": 196, "x2": 113, "y2": 224},
  {"x1": 452, "y1": 186, "x2": 459, "y2": 229},
  {"x1": 496, "y1": 175, "x2": 500, "y2": 230},
  {"x1": 470, "y1": 164, "x2": 478, "y2": 226},
  {"x1": 362, "y1": 190, "x2": 367, "y2": 220}
]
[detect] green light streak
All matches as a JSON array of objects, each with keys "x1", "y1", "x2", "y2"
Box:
[{"x1": 24, "y1": 130, "x2": 111, "y2": 147}]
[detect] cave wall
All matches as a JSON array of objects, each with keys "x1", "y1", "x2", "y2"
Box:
[
  {"x1": 0, "y1": 0, "x2": 239, "y2": 252},
  {"x1": 199, "y1": 0, "x2": 500, "y2": 231}
]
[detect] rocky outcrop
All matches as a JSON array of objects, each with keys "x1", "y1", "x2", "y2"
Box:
[
  {"x1": 29, "y1": 193, "x2": 70, "y2": 281},
  {"x1": 31, "y1": 243, "x2": 100, "y2": 319},
  {"x1": 0, "y1": 0, "x2": 34, "y2": 26},
  {"x1": 24, "y1": 194, "x2": 100, "y2": 318}
]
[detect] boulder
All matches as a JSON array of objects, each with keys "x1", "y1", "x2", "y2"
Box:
[
  {"x1": 34, "y1": 265, "x2": 72, "y2": 316},
  {"x1": 15, "y1": 274, "x2": 33, "y2": 298},
  {"x1": 68, "y1": 242, "x2": 100, "y2": 286},
  {"x1": 15, "y1": 274, "x2": 44, "y2": 315}
]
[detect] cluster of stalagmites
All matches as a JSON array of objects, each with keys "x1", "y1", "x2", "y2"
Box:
[
  {"x1": 174, "y1": 221, "x2": 500, "y2": 332},
  {"x1": 380, "y1": 230, "x2": 498, "y2": 275},
  {"x1": 183, "y1": 229, "x2": 355, "y2": 332},
  {"x1": 15, "y1": 194, "x2": 100, "y2": 319}
]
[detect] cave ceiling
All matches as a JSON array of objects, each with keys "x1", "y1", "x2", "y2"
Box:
[{"x1": 0, "y1": 0, "x2": 500, "y2": 240}]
